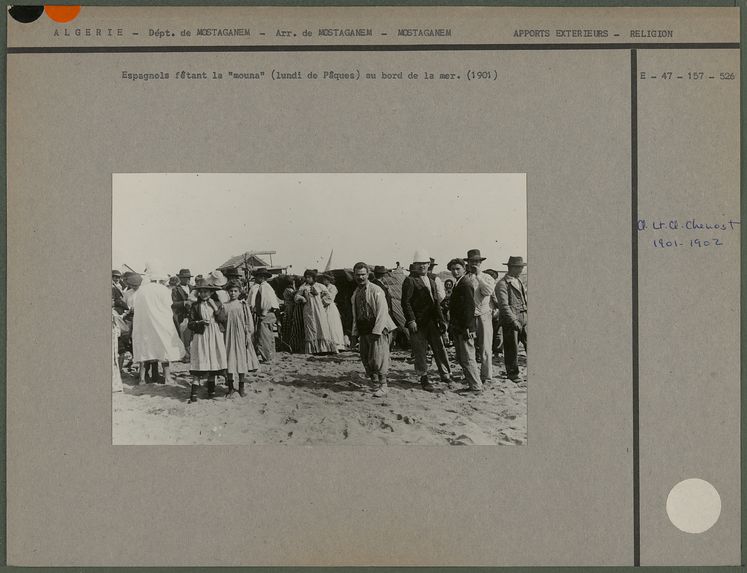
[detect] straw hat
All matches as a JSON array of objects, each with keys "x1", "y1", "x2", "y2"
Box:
[
  {"x1": 412, "y1": 248, "x2": 430, "y2": 264},
  {"x1": 207, "y1": 270, "x2": 228, "y2": 287},
  {"x1": 194, "y1": 277, "x2": 221, "y2": 290}
]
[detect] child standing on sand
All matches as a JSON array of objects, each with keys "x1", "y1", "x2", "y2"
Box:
[
  {"x1": 223, "y1": 280, "x2": 260, "y2": 397},
  {"x1": 187, "y1": 277, "x2": 228, "y2": 402}
]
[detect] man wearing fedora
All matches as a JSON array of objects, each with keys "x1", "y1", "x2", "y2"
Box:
[
  {"x1": 401, "y1": 249, "x2": 452, "y2": 391},
  {"x1": 496, "y1": 256, "x2": 528, "y2": 383},
  {"x1": 466, "y1": 248, "x2": 497, "y2": 384},
  {"x1": 248, "y1": 268, "x2": 280, "y2": 362},
  {"x1": 171, "y1": 268, "x2": 194, "y2": 360}
]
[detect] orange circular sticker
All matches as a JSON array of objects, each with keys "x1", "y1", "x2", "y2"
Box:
[{"x1": 44, "y1": 5, "x2": 80, "y2": 23}]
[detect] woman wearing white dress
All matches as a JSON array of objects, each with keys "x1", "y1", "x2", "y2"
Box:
[
  {"x1": 319, "y1": 274, "x2": 346, "y2": 350},
  {"x1": 295, "y1": 269, "x2": 338, "y2": 355}
]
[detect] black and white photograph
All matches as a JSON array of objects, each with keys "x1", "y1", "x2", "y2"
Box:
[{"x1": 112, "y1": 173, "x2": 527, "y2": 445}]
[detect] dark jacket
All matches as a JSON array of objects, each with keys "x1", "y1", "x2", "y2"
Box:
[
  {"x1": 448, "y1": 276, "x2": 477, "y2": 335},
  {"x1": 188, "y1": 299, "x2": 227, "y2": 334},
  {"x1": 171, "y1": 284, "x2": 192, "y2": 323},
  {"x1": 401, "y1": 274, "x2": 445, "y2": 328}
]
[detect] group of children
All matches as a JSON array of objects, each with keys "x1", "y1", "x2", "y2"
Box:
[{"x1": 187, "y1": 278, "x2": 259, "y2": 403}]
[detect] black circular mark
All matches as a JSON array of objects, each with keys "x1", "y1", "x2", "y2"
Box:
[{"x1": 8, "y1": 5, "x2": 44, "y2": 23}]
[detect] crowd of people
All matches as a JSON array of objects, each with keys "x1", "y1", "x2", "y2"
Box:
[{"x1": 111, "y1": 248, "x2": 528, "y2": 403}]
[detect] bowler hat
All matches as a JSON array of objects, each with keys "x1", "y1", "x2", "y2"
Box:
[
  {"x1": 466, "y1": 249, "x2": 487, "y2": 261},
  {"x1": 503, "y1": 256, "x2": 527, "y2": 267},
  {"x1": 373, "y1": 265, "x2": 388, "y2": 275},
  {"x1": 253, "y1": 268, "x2": 272, "y2": 279},
  {"x1": 194, "y1": 277, "x2": 221, "y2": 290},
  {"x1": 178, "y1": 268, "x2": 192, "y2": 278}
]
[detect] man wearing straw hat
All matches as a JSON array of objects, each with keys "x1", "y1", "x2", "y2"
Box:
[
  {"x1": 466, "y1": 248, "x2": 497, "y2": 384},
  {"x1": 248, "y1": 268, "x2": 280, "y2": 362},
  {"x1": 401, "y1": 248, "x2": 452, "y2": 392},
  {"x1": 496, "y1": 256, "x2": 528, "y2": 383}
]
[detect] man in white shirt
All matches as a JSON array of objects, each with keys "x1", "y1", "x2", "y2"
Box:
[
  {"x1": 248, "y1": 268, "x2": 280, "y2": 361},
  {"x1": 466, "y1": 249, "x2": 496, "y2": 383}
]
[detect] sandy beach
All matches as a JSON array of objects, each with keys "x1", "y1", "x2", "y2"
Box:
[{"x1": 113, "y1": 347, "x2": 527, "y2": 446}]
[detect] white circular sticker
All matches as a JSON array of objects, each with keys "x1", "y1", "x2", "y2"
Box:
[{"x1": 666, "y1": 478, "x2": 721, "y2": 533}]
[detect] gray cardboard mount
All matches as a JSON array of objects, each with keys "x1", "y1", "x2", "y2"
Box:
[{"x1": 4, "y1": 5, "x2": 741, "y2": 566}]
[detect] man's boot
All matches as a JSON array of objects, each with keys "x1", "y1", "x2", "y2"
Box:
[
  {"x1": 373, "y1": 375, "x2": 389, "y2": 398},
  {"x1": 420, "y1": 374, "x2": 435, "y2": 392}
]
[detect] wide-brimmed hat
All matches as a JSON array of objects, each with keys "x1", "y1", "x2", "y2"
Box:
[
  {"x1": 503, "y1": 256, "x2": 527, "y2": 267},
  {"x1": 373, "y1": 265, "x2": 388, "y2": 275},
  {"x1": 253, "y1": 268, "x2": 272, "y2": 279},
  {"x1": 412, "y1": 248, "x2": 430, "y2": 264},
  {"x1": 447, "y1": 257, "x2": 466, "y2": 270},
  {"x1": 125, "y1": 273, "x2": 143, "y2": 288},
  {"x1": 194, "y1": 277, "x2": 221, "y2": 290},
  {"x1": 224, "y1": 267, "x2": 241, "y2": 278},
  {"x1": 207, "y1": 270, "x2": 227, "y2": 287},
  {"x1": 178, "y1": 268, "x2": 192, "y2": 278},
  {"x1": 466, "y1": 249, "x2": 487, "y2": 261},
  {"x1": 112, "y1": 269, "x2": 122, "y2": 278}
]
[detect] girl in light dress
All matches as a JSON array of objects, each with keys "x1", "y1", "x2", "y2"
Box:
[
  {"x1": 222, "y1": 280, "x2": 260, "y2": 397},
  {"x1": 318, "y1": 274, "x2": 347, "y2": 350},
  {"x1": 187, "y1": 277, "x2": 227, "y2": 402}
]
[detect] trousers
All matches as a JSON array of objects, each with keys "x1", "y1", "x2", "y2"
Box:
[
  {"x1": 453, "y1": 331, "x2": 482, "y2": 390},
  {"x1": 359, "y1": 331, "x2": 391, "y2": 380},
  {"x1": 475, "y1": 313, "x2": 493, "y2": 381},
  {"x1": 411, "y1": 322, "x2": 451, "y2": 379},
  {"x1": 502, "y1": 319, "x2": 527, "y2": 379}
]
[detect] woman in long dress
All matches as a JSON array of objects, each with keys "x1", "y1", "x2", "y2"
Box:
[
  {"x1": 188, "y1": 278, "x2": 228, "y2": 402},
  {"x1": 318, "y1": 274, "x2": 346, "y2": 350},
  {"x1": 222, "y1": 280, "x2": 260, "y2": 397},
  {"x1": 294, "y1": 269, "x2": 338, "y2": 355},
  {"x1": 280, "y1": 276, "x2": 305, "y2": 353}
]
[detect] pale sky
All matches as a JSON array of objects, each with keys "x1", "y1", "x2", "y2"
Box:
[{"x1": 113, "y1": 173, "x2": 526, "y2": 276}]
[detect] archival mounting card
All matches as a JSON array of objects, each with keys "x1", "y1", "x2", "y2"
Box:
[{"x1": 5, "y1": 5, "x2": 741, "y2": 566}]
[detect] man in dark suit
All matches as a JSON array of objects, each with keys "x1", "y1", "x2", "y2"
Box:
[
  {"x1": 171, "y1": 268, "x2": 193, "y2": 359},
  {"x1": 401, "y1": 249, "x2": 452, "y2": 391},
  {"x1": 447, "y1": 258, "x2": 481, "y2": 392},
  {"x1": 496, "y1": 256, "x2": 528, "y2": 383}
]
